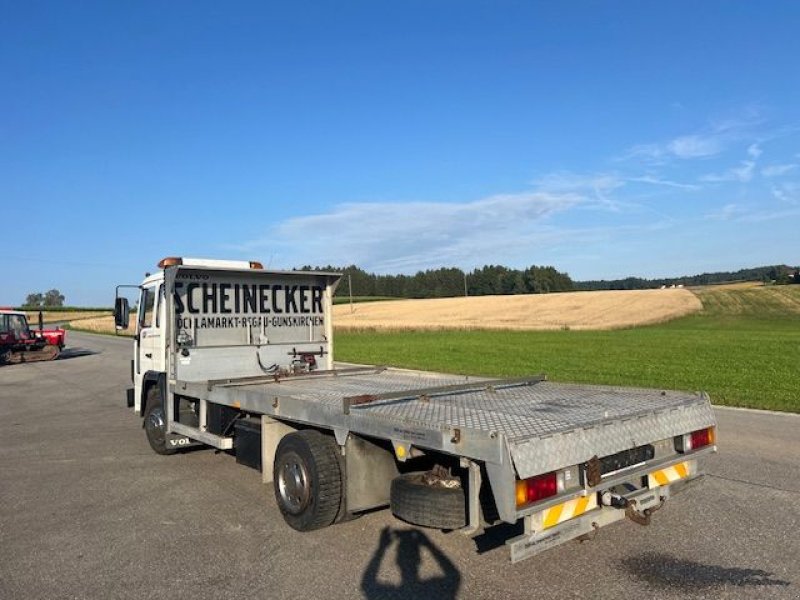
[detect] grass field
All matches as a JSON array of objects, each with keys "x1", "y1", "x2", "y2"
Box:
[{"x1": 335, "y1": 284, "x2": 800, "y2": 413}]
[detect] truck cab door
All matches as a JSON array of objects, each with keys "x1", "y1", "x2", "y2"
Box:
[{"x1": 134, "y1": 283, "x2": 164, "y2": 413}]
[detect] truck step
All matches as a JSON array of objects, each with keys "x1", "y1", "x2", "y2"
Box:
[{"x1": 170, "y1": 422, "x2": 233, "y2": 450}]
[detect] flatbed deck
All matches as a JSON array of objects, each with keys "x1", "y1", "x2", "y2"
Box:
[{"x1": 177, "y1": 366, "x2": 715, "y2": 481}]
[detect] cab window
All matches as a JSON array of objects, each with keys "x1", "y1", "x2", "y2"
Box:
[
  {"x1": 139, "y1": 287, "x2": 156, "y2": 329},
  {"x1": 155, "y1": 286, "x2": 165, "y2": 328},
  {"x1": 8, "y1": 315, "x2": 30, "y2": 338}
]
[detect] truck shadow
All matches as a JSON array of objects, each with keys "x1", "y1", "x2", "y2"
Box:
[
  {"x1": 361, "y1": 527, "x2": 461, "y2": 600},
  {"x1": 58, "y1": 347, "x2": 99, "y2": 360},
  {"x1": 622, "y1": 552, "x2": 790, "y2": 589},
  {"x1": 471, "y1": 521, "x2": 524, "y2": 554}
]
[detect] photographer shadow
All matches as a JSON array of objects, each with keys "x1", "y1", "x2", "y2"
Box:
[{"x1": 361, "y1": 527, "x2": 461, "y2": 600}]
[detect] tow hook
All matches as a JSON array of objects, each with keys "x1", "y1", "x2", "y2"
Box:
[
  {"x1": 626, "y1": 497, "x2": 666, "y2": 526},
  {"x1": 600, "y1": 492, "x2": 665, "y2": 526},
  {"x1": 625, "y1": 502, "x2": 652, "y2": 526}
]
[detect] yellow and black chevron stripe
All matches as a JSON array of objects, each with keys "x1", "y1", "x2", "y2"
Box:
[
  {"x1": 648, "y1": 461, "x2": 691, "y2": 488},
  {"x1": 542, "y1": 494, "x2": 599, "y2": 529}
]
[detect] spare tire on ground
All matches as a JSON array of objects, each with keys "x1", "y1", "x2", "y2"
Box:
[{"x1": 390, "y1": 471, "x2": 466, "y2": 530}]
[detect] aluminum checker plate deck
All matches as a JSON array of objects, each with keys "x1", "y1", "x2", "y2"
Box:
[{"x1": 184, "y1": 367, "x2": 716, "y2": 479}]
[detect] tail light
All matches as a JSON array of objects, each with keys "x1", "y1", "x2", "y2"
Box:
[
  {"x1": 515, "y1": 471, "x2": 558, "y2": 508},
  {"x1": 675, "y1": 426, "x2": 716, "y2": 452}
]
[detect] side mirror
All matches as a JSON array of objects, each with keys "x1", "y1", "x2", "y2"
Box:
[{"x1": 114, "y1": 297, "x2": 130, "y2": 330}]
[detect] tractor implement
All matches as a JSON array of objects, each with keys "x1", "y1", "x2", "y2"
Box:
[{"x1": 0, "y1": 308, "x2": 66, "y2": 365}]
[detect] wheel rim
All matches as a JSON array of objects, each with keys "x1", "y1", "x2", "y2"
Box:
[
  {"x1": 277, "y1": 451, "x2": 311, "y2": 515},
  {"x1": 146, "y1": 407, "x2": 166, "y2": 447}
]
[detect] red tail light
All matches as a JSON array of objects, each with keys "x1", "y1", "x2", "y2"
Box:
[
  {"x1": 690, "y1": 427, "x2": 715, "y2": 449},
  {"x1": 515, "y1": 471, "x2": 558, "y2": 507},
  {"x1": 676, "y1": 426, "x2": 716, "y2": 452}
]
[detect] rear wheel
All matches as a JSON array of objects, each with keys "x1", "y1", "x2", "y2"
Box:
[
  {"x1": 144, "y1": 387, "x2": 176, "y2": 455},
  {"x1": 273, "y1": 430, "x2": 342, "y2": 531}
]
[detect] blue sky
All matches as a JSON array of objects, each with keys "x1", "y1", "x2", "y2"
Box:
[{"x1": 2, "y1": 1, "x2": 799, "y2": 305}]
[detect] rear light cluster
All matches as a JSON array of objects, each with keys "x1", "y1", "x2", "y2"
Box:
[
  {"x1": 515, "y1": 467, "x2": 580, "y2": 508},
  {"x1": 516, "y1": 472, "x2": 557, "y2": 507},
  {"x1": 675, "y1": 426, "x2": 716, "y2": 453}
]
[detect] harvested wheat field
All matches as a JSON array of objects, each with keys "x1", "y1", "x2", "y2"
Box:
[
  {"x1": 332, "y1": 288, "x2": 703, "y2": 331},
  {"x1": 27, "y1": 310, "x2": 111, "y2": 324},
  {"x1": 69, "y1": 315, "x2": 134, "y2": 336},
  {"x1": 70, "y1": 288, "x2": 705, "y2": 333}
]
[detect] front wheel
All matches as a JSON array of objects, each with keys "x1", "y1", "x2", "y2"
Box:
[
  {"x1": 273, "y1": 430, "x2": 342, "y2": 531},
  {"x1": 144, "y1": 387, "x2": 176, "y2": 456}
]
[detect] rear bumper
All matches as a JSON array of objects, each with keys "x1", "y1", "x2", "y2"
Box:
[{"x1": 507, "y1": 455, "x2": 709, "y2": 563}]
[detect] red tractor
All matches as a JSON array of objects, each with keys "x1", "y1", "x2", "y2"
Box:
[{"x1": 0, "y1": 308, "x2": 66, "y2": 365}]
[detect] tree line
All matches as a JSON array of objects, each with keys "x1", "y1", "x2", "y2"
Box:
[
  {"x1": 574, "y1": 265, "x2": 800, "y2": 290},
  {"x1": 23, "y1": 289, "x2": 65, "y2": 308},
  {"x1": 301, "y1": 263, "x2": 799, "y2": 299},
  {"x1": 300, "y1": 265, "x2": 575, "y2": 298}
]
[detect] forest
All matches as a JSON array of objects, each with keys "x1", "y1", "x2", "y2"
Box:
[{"x1": 301, "y1": 264, "x2": 799, "y2": 299}]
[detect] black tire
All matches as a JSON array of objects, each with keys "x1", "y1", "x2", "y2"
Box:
[
  {"x1": 273, "y1": 430, "x2": 343, "y2": 531},
  {"x1": 143, "y1": 387, "x2": 176, "y2": 456},
  {"x1": 390, "y1": 472, "x2": 466, "y2": 530}
]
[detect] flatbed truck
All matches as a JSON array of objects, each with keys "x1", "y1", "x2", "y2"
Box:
[{"x1": 114, "y1": 257, "x2": 717, "y2": 563}]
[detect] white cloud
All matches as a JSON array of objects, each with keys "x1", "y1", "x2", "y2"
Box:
[
  {"x1": 739, "y1": 207, "x2": 800, "y2": 223},
  {"x1": 704, "y1": 202, "x2": 800, "y2": 223},
  {"x1": 627, "y1": 175, "x2": 700, "y2": 190},
  {"x1": 623, "y1": 136, "x2": 723, "y2": 162},
  {"x1": 531, "y1": 172, "x2": 626, "y2": 211},
  {"x1": 621, "y1": 110, "x2": 764, "y2": 164},
  {"x1": 233, "y1": 108, "x2": 797, "y2": 277},
  {"x1": 747, "y1": 143, "x2": 763, "y2": 159},
  {"x1": 243, "y1": 191, "x2": 589, "y2": 272},
  {"x1": 667, "y1": 135, "x2": 723, "y2": 159},
  {"x1": 770, "y1": 182, "x2": 799, "y2": 205},
  {"x1": 532, "y1": 172, "x2": 622, "y2": 192},
  {"x1": 700, "y1": 143, "x2": 764, "y2": 183},
  {"x1": 761, "y1": 163, "x2": 797, "y2": 177},
  {"x1": 623, "y1": 143, "x2": 666, "y2": 162},
  {"x1": 705, "y1": 203, "x2": 747, "y2": 221},
  {"x1": 700, "y1": 160, "x2": 756, "y2": 183}
]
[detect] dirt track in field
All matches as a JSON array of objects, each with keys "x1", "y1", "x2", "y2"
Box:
[{"x1": 332, "y1": 288, "x2": 703, "y2": 331}]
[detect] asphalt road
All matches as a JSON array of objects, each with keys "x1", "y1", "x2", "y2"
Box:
[{"x1": 1, "y1": 331, "x2": 798, "y2": 599}]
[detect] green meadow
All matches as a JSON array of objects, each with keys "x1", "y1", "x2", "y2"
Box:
[{"x1": 334, "y1": 285, "x2": 800, "y2": 413}]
